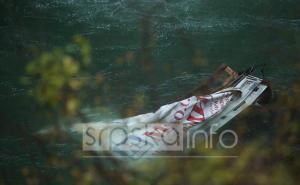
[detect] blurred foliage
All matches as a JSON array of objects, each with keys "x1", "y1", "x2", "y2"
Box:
[
  {"x1": 132, "y1": 66, "x2": 300, "y2": 185},
  {"x1": 22, "y1": 35, "x2": 92, "y2": 116},
  {"x1": 18, "y1": 42, "x2": 300, "y2": 185},
  {"x1": 15, "y1": 28, "x2": 300, "y2": 185}
]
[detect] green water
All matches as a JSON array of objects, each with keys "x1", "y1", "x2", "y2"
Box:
[{"x1": 1, "y1": 0, "x2": 300, "y2": 184}]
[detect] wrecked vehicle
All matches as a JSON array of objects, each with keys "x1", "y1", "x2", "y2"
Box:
[{"x1": 82, "y1": 64, "x2": 272, "y2": 158}]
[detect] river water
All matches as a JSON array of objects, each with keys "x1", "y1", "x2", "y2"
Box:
[{"x1": 1, "y1": 0, "x2": 300, "y2": 184}]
